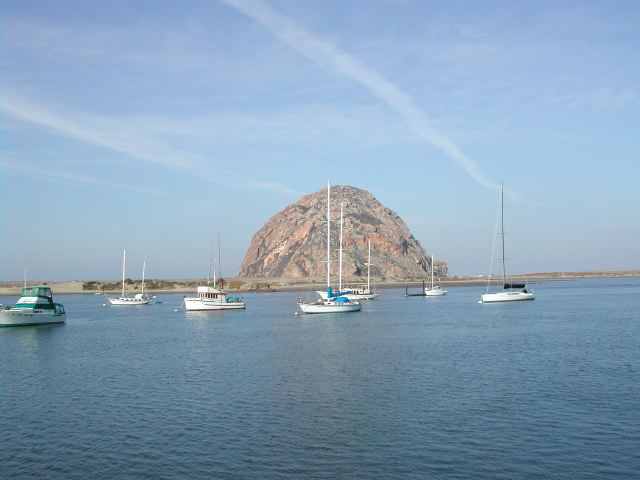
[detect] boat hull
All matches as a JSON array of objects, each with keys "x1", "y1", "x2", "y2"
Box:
[
  {"x1": 184, "y1": 298, "x2": 246, "y2": 311},
  {"x1": 317, "y1": 290, "x2": 379, "y2": 301},
  {"x1": 298, "y1": 302, "x2": 362, "y2": 314},
  {"x1": 480, "y1": 291, "x2": 535, "y2": 303},
  {"x1": 0, "y1": 310, "x2": 66, "y2": 327},
  {"x1": 107, "y1": 297, "x2": 152, "y2": 305},
  {"x1": 424, "y1": 287, "x2": 447, "y2": 296}
]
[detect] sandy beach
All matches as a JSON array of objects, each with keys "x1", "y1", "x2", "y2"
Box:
[{"x1": 1, "y1": 270, "x2": 638, "y2": 295}]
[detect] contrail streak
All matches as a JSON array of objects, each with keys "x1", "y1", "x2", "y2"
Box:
[{"x1": 222, "y1": 0, "x2": 501, "y2": 193}]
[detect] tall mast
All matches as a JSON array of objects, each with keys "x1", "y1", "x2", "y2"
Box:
[
  {"x1": 122, "y1": 248, "x2": 126, "y2": 297},
  {"x1": 367, "y1": 239, "x2": 371, "y2": 291},
  {"x1": 339, "y1": 202, "x2": 344, "y2": 292},
  {"x1": 142, "y1": 261, "x2": 146, "y2": 296},
  {"x1": 431, "y1": 255, "x2": 435, "y2": 289},
  {"x1": 326, "y1": 182, "x2": 331, "y2": 290},
  {"x1": 500, "y1": 184, "x2": 506, "y2": 287},
  {"x1": 23, "y1": 268, "x2": 27, "y2": 289}
]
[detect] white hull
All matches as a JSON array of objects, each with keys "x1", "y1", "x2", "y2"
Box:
[
  {"x1": 184, "y1": 298, "x2": 245, "y2": 311},
  {"x1": 345, "y1": 292, "x2": 379, "y2": 301},
  {"x1": 480, "y1": 291, "x2": 535, "y2": 303},
  {"x1": 107, "y1": 296, "x2": 152, "y2": 305},
  {"x1": 424, "y1": 287, "x2": 447, "y2": 296},
  {"x1": 298, "y1": 301, "x2": 362, "y2": 314},
  {"x1": 317, "y1": 290, "x2": 379, "y2": 301},
  {"x1": 0, "y1": 310, "x2": 65, "y2": 327}
]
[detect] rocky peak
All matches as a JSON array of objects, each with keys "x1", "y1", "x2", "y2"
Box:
[{"x1": 238, "y1": 184, "x2": 447, "y2": 281}]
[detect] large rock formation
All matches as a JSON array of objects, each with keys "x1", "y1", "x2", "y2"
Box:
[{"x1": 238, "y1": 185, "x2": 447, "y2": 280}]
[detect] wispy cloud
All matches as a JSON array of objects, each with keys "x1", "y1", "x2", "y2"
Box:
[
  {"x1": 0, "y1": 93, "x2": 302, "y2": 196},
  {"x1": 221, "y1": 0, "x2": 499, "y2": 192},
  {"x1": 1, "y1": 157, "x2": 219, "y2": 208}
]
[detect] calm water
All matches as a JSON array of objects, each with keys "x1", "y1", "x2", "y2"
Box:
[{"x1": 1, "y1": 279, "x2": 639, "y2": 479}]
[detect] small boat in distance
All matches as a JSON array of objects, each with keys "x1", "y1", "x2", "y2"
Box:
[
  {"x1": 183, "y1": 238, "x2": 245, "y2": 311},
  {"x1": 0, "y1": 286, "x2": 66, "y2": 327},
  {"x1": 107, "y1": 249, "x2": 154, "y2": 305},
  {"x1": 318, "y1": 238, "x2": 379, "y2": 301},
  {"x1": 299, "y1": 183, "x2": 361, "y2": 314},
  {"x1": 480, "y1": 184, "x2": 535, "y2": 303},
  {"x1": 424, "y1": 255, "x2": 447, "y2": 296}
]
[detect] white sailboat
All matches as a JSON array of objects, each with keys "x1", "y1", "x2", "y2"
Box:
[
  {"x1": 480, "y1": 184, "x2": 535, "y2": 303},
  {"x1": 299, "y1": 183, "x2": 362, "y2": 314},
  {"x1": 319, "y1": 238, "x2": 379, "y2": 300},
  {"x1": 107, "y1": 249, "x2": 153, "y2": 305},
  {"x1": 424, "y1": 255, "x2": 447, "y2": 296}
]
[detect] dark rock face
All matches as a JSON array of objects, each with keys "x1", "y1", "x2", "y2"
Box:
[{"x1": 238, "y1": 185, "x2": 447, "y2": 280}]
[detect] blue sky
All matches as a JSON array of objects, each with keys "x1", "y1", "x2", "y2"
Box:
[{"x1": 1, "y1": 0, "x2": 638, "y2": 280}]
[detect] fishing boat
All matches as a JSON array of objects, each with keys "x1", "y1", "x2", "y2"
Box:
[
  {"x1": 299, "y1": 183, "x2": 361, "y2": 314},
  {"x1": 480, "y1": 184, "x2": 535, "y2": 303},
  {"x1": 425, "y1": 255, "x2": 447, "y2": 296},
  {"x1": 107, "y1": 249, "x2": 153, "y2": 305},
  {"x1": 0, "y1": 286, "x2": 66, "y2": 327},
  {"x1": 183, "y1": 238, "x2": 245, "y2": 311}
]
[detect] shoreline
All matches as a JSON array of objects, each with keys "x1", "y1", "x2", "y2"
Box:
[{"x1": 1, "y1": 271, "x2": 638, "y2": 295}]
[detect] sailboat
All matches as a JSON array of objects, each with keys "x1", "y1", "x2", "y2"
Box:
[
  {"x1": 424, "y1": 255, "x2": 447, "y2": 296},
  {"x1": 107, "y1": 249, "x2": 153, "y2": 305},
  {"x1": 480, "y1": 184, "x2": 535, "y2": 303},
  {"x1": 298, "y1": 183, "x2": 362, "y2": 314},
  {"x1": 319, "y1": 238, "x2": 379, "y2": 300}
]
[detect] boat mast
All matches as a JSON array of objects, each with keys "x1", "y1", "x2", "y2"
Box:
[
  {"x1": 339, "y1": 202, "x2": 344, "y2": 292},
  {"x1": 500, "y1": 184, "x2": 506, "y2": 287},
  {"x1": 431, "y1": 255, "x2": 435, "y2": 289},
  {"x1": 142, "y1": 261, "x2": 146, "y2": 296},
  {"x1": 326, "y1": 182, "x2": 331, "y2": 290},
  {"x1": 24, "y1": 268, "x2": 27, "y2": 289},
  {"x1": 367, "y1": 239, "x2": 371, "y2": 292},
  {"x1": 122, "y1": 248, "x2": 126, "y2": 297}
]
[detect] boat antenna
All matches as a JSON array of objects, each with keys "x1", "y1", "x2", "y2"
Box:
[
  {"x1": 208, "y1": 240, "x2": 214, "y2": 285},
  {"x1": 217, "y1": 232, "x2": 222, "y2": 285},
  {"x1": 24, "y1": 268, "x2": 27, "y2": 289},
  {"x1": 122, "y1": 248, "x2": 126, "y2": 297}
]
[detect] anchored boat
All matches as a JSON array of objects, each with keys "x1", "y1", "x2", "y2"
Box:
[
  {"x1": 0, "y1": 286, "x2": 66, "y2": 327},
  {"x1": 480, "y1": 184, "x2": 535, "y2": 304}
]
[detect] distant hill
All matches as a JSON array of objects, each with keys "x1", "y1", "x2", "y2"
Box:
[{"x1": 237, "y1": 184, "x2": 447, "y2": 281}]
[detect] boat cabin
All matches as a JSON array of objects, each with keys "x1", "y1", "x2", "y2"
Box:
[
  {"x1": 196, "y1": 285, "x2": 224, "y2": 299},
  {"x1": 21, "y1": 286, "x2": 53, "y2": 298}
]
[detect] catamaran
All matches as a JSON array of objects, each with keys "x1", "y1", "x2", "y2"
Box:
[
  {"x1": 480, "y1": 184, "x2": 535, "y2": 303},
  {"x1": 424, "y1": 255, "x2": 447, "y2": 296},
  {"x1": 298, "y1": 183, "x2": 361, "y2": 314},
  {"x1": 107, "y1": 249, "x2": 154, "y2": 305},
  {"x1": 0, "y1": 286, "x2": 66, "y2": 327}
]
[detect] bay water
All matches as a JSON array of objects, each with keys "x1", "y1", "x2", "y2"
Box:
[{"x1": 1, "y1": 278, "x2": 639, "y2": 479}]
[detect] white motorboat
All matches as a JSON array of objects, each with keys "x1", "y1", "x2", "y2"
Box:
[
  {"x1": 425, "y1": 255, "x2": 447, "y2": 296},
  {"x1": 0, "y1": 286, "x2": 66, "y2": 327},
  {"x1": 183, "y1": 237, "x2": 246, "y2": 311},
  {"x1": 184, "y1": 284, "x2": 245, "y2": 311},
  {"x1": 299, "y1": 183, "x2": 361, "y2": 314},
  {"x1": 107, "y1": 250, "x2": 153, "y2": 305},
  {"x1": 480, "y1": 184, "x2": 535, "y2": 304}
]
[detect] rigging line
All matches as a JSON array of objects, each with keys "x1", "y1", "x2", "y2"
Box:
[{"x1": 486, "y1": 184, "x2": 502, "y2": 294}]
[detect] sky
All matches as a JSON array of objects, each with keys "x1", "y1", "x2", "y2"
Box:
[{"x1": 1, "y1": 0, "x2": 639, "y2": 281}]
